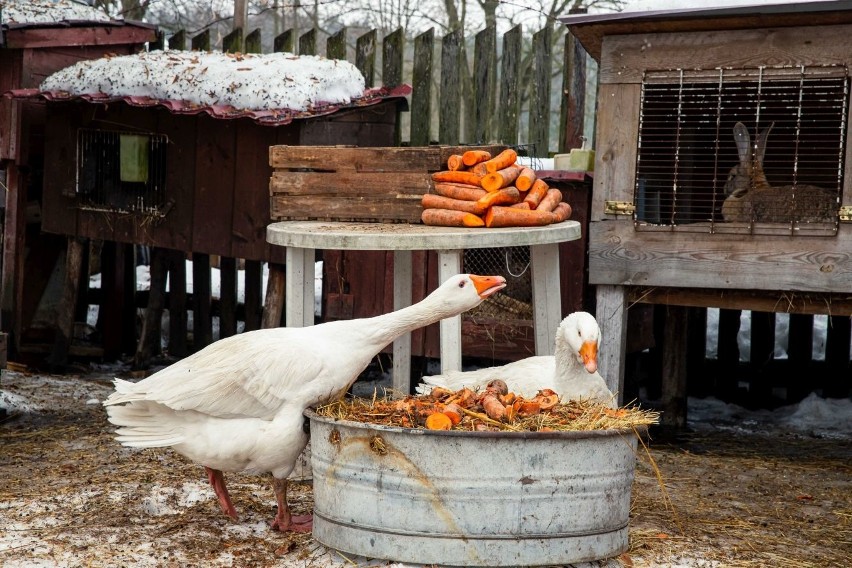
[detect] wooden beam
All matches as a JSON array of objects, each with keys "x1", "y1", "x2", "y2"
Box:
[
  {"x1": 3, "y1": 26, "x2": 156, "y2": 49},
  {"x1": 134, "y1": 247, "x2": 168, "y2": 369},
  {"x1": 192, "y1": 253, "x2": 212, "y2": 350},
  {"x1": 628, "y1": 286, "x2": 852, "y2": 316},
  {"x1": 596, "y1": 284, "x2": 628, "y2": 403},
  {"x1": 219, "y1": 257, "x2": 238, "y2": 338},
  {"x1": 167, "y1": 250, "x2": 188, "y2": 357},
  {"x1": 660, "y1": 305, "x2": 688, "y2": 428},
  {"x1": 262, "y1": 263, "x2": 286, "y2": 329}
]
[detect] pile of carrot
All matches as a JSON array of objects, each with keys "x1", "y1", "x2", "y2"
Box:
[
  {"x1": 394, "y1": 379, "x2": 562, "y2": 431},
  {"x1": 422, "y1": 149, "x2": 572, "y2": 228}
]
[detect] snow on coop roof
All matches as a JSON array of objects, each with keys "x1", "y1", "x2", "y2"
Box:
[
  {"x1": 1, "y1": 0, "x2": 115, "y2": 27},
  {"x1": 9, "y1": 50, "x2": 410, "y2": 126},
  {"x1": 40, "y1": 50, "x2": 369, "y2": 112}
]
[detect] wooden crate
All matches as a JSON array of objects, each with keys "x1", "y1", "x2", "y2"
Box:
[{"x1": 268, "y1": 145, "x2": 505, "y2": 223}]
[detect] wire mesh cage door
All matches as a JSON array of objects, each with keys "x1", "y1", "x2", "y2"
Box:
[
  {"x1": 635, "y1": 65, "x2": 848, "y2": 236},
  {"x1": 463, "y1": 247, "x2": 533, "y2": 322},
  {"x1": 76, "y1": 128, "x2": 168, "y2": 214}
]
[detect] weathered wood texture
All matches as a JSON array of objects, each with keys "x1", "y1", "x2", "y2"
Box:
[
  {"x1": 589, "y1": 222, "x2": 852, "y2": 295},
  {"x1": 472, "y1": 26, "x2": 496, "y2": 145},
  {"x1": 439, "y1": 29, "x2": 463, "y2": 145},
  {"x1": 528, "y1": 26, "x2": 552, "y2": 158},
  {"x1": 410, "y1": 29, "x2": 434, "y2": 147},
  {"x1": 498, "y1": 25, "x2": 522, "y2": 146}
]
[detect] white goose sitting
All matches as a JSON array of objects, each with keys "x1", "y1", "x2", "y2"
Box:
[
  {"x1": 417, "y1": 311, "x2": 615, "y2": 407},
  {"x1": 104, "y1": 273, "x2": 506, "y2": 533}
]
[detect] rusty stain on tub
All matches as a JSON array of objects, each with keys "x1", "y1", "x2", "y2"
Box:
[{"x1": 326, "y1": 434, "x2": 470, "y2": 547}]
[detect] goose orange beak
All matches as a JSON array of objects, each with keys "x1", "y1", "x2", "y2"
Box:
[
  {"x1": 470, "y1": 275, "x2": 507, "y2": 298},
  {"x1": 579, "y1": 340, "x2": 598, "y2": 373}
]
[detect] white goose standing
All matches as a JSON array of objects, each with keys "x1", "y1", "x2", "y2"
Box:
[
  {"x1": 104, "y1": 273, "x2": 506, "y2": 533},
  {"x1": 417, "y1": 311, "x2": 615, "y2": 407}
]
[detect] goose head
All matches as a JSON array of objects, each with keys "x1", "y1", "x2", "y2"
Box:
[
  {"x1": 557, "y1": 311, "x2": 600, "y2": 373},
  {"x1": 428, "y1": 274, "x2": 507, "y2": 315}
]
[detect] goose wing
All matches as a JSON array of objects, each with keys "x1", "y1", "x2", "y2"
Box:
[{"x1": 105, "y1": 329, "x2": 327, "y2": 419}]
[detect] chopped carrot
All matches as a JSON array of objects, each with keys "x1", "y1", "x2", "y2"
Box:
[
  {"x1": 422, "y1": 193, "x2": 486, "y2": 215},
  {"x1": 516, "y1": 399, "x2": 541, "y2": 416},
  {"x1": 447, "y1": 154, "x2": 465, "y2": 171},
  {"x1": 428, "y1": 386, "x2": 454, "y2": 401},
  {"x1": 523, "y1": 178, "x2": 549, "y2": 209},
  {"x1": 462, "y1": 149, "x2": 492, "y2": 167},
  {"x1": 481, "y1": 165, "x2": 522, "y2": 192},
  {"x1": 515, "y1": 167, "x2": 537, "y2": 191},
  {"x1": 433, "y1": 182, "x2": 488, "y2": 202},
  {"x1": 510, "y1": 202, "x2": 531, "y2": 210},
  {"x1": 431, "y1": 170, "x2": 483, "y2": 186},
  {"x1": 442, "y1": 403, "x2": 463, "y2": 425},
  {"x1": 476, "y1": 187, "x2": 521, "y2": 210},
  {"x1": 552, "y1": 201, "x2": 572, "y2": 222},
  {"x1": 425, "y1": 412, "x2": 453, "y2": 430},
  {"x1": 485, "y1": 206, "x2": 555, "y2": 228},
  {"x1": 483, "y1": 148, "x2": 518, "y2": 173},
  {"x1": 535, "y1": 188, "x2": 563, "y2": 212},
  {"x1": 421, "y1": 208, "x2": 485, "y2": 228}
]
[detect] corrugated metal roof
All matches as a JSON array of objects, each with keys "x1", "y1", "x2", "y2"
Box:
[
  {"x1": 561, "y1": 1, "x2": 852, "y2": 60},
  {"x1": 4, "y1": 84, "x2": 412, "y2": 126}
]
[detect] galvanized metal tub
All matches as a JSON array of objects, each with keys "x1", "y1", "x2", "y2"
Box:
[{"x1": 307, "y1": 410, "x2": 639, "y2": 567}]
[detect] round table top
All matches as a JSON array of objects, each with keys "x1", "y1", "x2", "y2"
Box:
[{"x1": 266, "y1": 220, "x2": 581, "y2": 250}]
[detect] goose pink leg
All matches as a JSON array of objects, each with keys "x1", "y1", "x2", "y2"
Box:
[
  {"x1": 205, "y1": 466, "x2": 238, "y2": 520},
  {"x1": 271, "y1": 477, "x2": 312, "y2": 533}
]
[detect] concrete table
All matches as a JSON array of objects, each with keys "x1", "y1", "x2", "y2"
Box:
[{"x1": 266, "y1": 220, "x2": 581, "y2": 394}]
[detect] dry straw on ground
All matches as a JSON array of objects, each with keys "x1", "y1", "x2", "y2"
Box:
[{"x1": 1, "y1": 371, "x2": 850, "y2": 567}]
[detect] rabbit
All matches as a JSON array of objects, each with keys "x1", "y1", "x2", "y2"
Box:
[{"x1": 720, "y1": 121, "x2": 837, "y2": 223}]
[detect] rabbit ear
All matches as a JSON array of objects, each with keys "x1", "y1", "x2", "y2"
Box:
[
  {"x1": 753, "y1": 122, "x2": 774, "y2": 164},
  {"x1": 733, "y1": 122, "x2": 752, "y2": 166}
]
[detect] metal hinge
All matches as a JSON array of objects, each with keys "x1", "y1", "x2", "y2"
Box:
[
  {"x1": 840, "y1": 205, "x2": 852, "y2": 222},
  {"x1": 604, "y1": 201, "x2": 636, "y2": 216}
]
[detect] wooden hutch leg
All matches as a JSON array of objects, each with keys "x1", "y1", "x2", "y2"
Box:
[
  {"x1": 48, "y1": 237, "x2": 86, "y2": 370},
  {"x1": 596, "y1": 284, "x2": 628, "y2": 405},
  {"x1": 261, "y1": 262, "x2": 286, "y2": 329},
  {"x1": 392, "y1": 250, "x2": 413, "y2": 396}
]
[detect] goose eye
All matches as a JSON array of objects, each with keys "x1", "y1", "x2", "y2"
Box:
[{"x1": 458, "y1": 281, "x2": 466, "y2": 288}]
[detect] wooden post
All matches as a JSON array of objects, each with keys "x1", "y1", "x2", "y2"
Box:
[
  {"x1": 167, "y1": 250, "x2": 188, "y2": 357},
  {"x1": 595, "y1": 284, "x2": 628, "y2": 404},
  {"x1": 245, "y1": 29, "x2": 262, "y2": 53},
  {"x1": 326, "y1": 27, "x2": 346, "y2": 60},
  {"x1": 169, "y1": 29, "x2": 187, "y2": 51},
  {"x1": 298, "y1": 28, "x2": 317, "y2": 55},
  {"x1": 392, "y1": 250, "x2": 413, "y2": 395},
  {"x1": 243, "y1": 260, "x2": 263, "y2": 331},
  {"x1": 192, "y1": 253, "x2": 213, "y2": 350},
  {"x1": 262, "y1": 263, "x2": 286, "y2": 329},
  {"x1": 749, "y1": 311, "x2": 775, "y2": 404},
  {"x1": 498, "y1": 26, "x2": 522, "y2": 145},
  {"x1": 716, "y1": 308, "x2": 741, "y2": 398},
  {"x1": 824, "y1": 315, "x2": 851, "y2": 398},
  {"x1": 472, "y1": 25, "x2": 497, "y2": 144},
  {"x1": 686, "y1": 307, "x2": 708, "y2": 397},
  {"x1": 355, "y1": 30, "x2": 377, "y2": 88},
  {"x1": 787, "y1": 313, "x2": 813, "y2": 401},
  {"x1": 661, "y1": 305, "x2": 689, "y2": 429},
  {"x1": 191, "y1": 29, "x2": 211, "y2": 51},
  {"x1": 274, "y1": 29, "x2": 295, "y2": 53},
  {"x1": 529, "y1": 26, "x2": 552, "y2": 158},
  {"x1": 439, "y1": 29, "x2": 463, "y2": 145},
  {"x1": 47, "y1": 237, "x2": 86, "y2": 370},
  {"x1": 219, "y1": 257, "x2": 238, "y2": 338},
  {"x1": 560, "y1": 30, "x2": 587, "y2": 153},
  {"x1": 134, "y1": 247, "x2": 168, "y2": 369},
  {"x1": 223, "y1": 28, "x2": 243, "y2": 54},
  {"x1": 410, "y1": 28, "x2": 434, "y2": 147}
]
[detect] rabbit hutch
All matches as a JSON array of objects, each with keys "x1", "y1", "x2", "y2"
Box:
[
  {"x1": 6, "y1": 49, "x2": 410, "y2": 368},
  {"x1": 0, "y1": 2, "x2": 156, "y2": 365},
  {"x1": 562, "y1": 1, "x2": 852, "y2": 423}
]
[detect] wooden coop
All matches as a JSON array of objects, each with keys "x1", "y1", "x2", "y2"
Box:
[
  {"x1": 562, "y1": 1, "x2": 852, "y2": 423},
  {"x1": 0, "y1": 8, "x2": 156, "y2": 364},
  {"x1": 7, "y1": 77, "x2": 409, "y2": 367}
]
